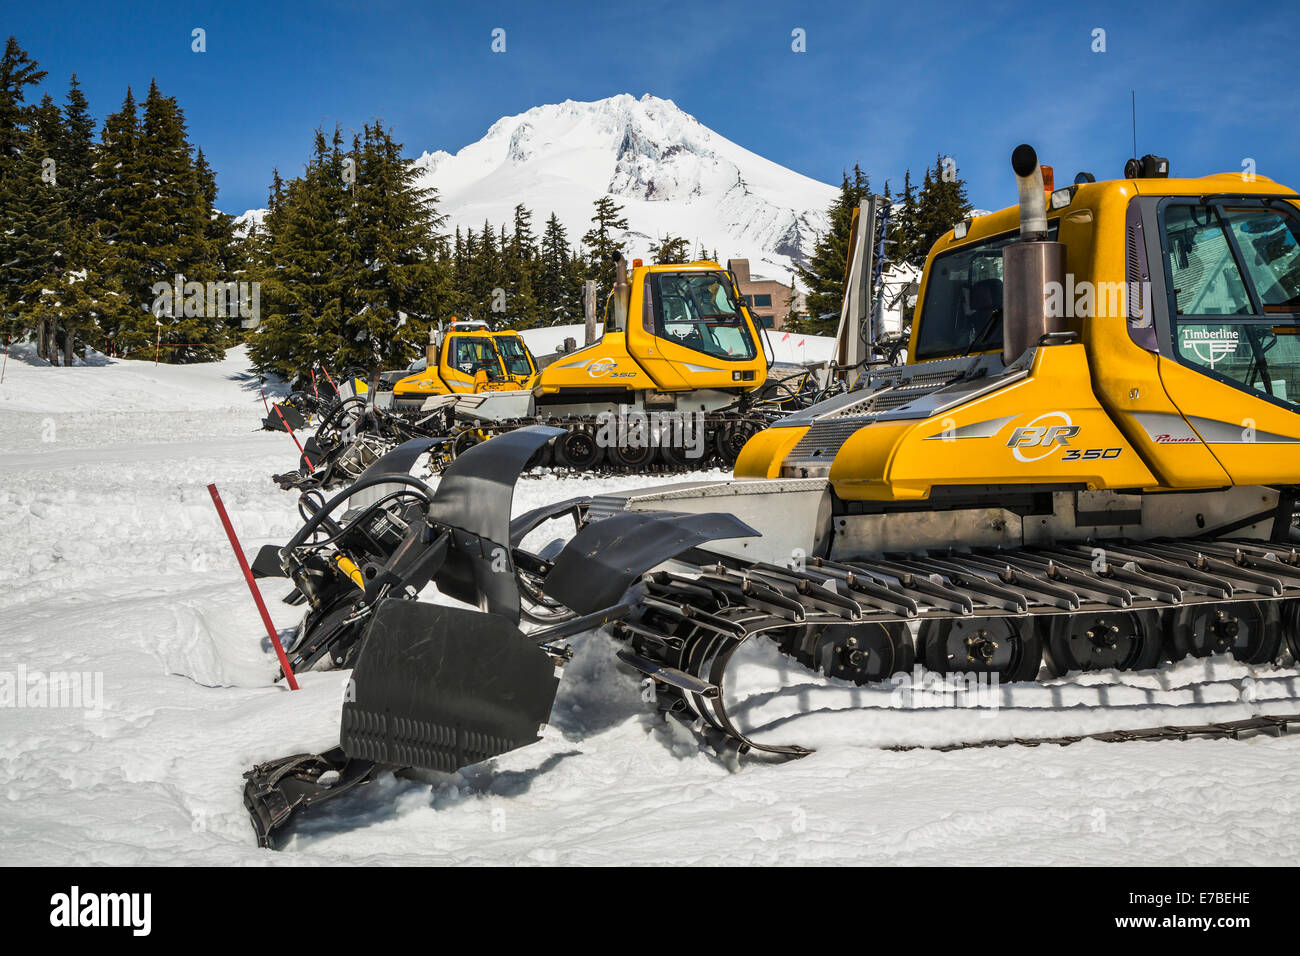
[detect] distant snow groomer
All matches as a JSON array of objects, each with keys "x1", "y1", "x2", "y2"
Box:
[
  {"x1": 390, "y1": 320, "x2": 540, "y2": 405},
  {"x1": 383, "y1": 257, "x2": 812, "y2": 471}
]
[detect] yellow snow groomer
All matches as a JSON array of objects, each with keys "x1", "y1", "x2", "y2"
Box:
[{"x1": 391, "y1": 320, "x2": 539, "y2": 407}]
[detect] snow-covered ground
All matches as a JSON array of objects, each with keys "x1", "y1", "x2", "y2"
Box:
[{"x1": 2, "y1": 346, "x2": 1299, "y2": 865}]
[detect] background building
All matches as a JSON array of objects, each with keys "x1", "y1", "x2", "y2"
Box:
[{"x1": 727, "y1": 259, "x2": 806, "y2": 330}]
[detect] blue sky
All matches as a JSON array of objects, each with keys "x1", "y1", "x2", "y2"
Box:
[{"x1": 8, "y1": 0, "x2": 1299, "y2": 216}]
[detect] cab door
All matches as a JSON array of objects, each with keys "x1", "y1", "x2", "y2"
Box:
[{"x1": 1153, "y1": 198, "x2": 1300, "y2": 485}]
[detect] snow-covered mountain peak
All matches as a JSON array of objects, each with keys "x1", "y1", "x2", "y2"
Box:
[
  {"x1": 411, "y1": 93, "x2": 836, "y2": 280},
  {"x1": 240, "y1": 95, "x2": 837, "y2": 283}
]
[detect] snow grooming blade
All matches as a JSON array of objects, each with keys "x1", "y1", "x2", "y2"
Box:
[
  {"x1": 243, "y1": 425, "x2": 562, "y2": 845},
  {"x1": 242, "y1": 424, "x2": 763, "y2": 847},
  {"x1": 341, "y1": 600, "x2": 560, "y2": 771}
]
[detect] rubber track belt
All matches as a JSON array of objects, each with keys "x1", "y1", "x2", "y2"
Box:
[{"x1": 888, "y1": 713, "x2": 1300, "y2": 752}]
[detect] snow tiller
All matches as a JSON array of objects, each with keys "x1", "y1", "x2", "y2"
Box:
[{"x1": 243, "y1": 426, "x2": 755, "y2": 846}]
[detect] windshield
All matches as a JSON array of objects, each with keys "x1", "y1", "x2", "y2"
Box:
[
  {"x1": 914, "y1": 224, "x2": 1058, "y2": 361},
  {"x1": 449, "y1": 337, "x2": 504, "y2": 380},
  {"x1": 495, "y1": 335, "x2": 534, "y2": 377},
  {"x1": 646, "y1": 271, "x2": 757, "y2": 361},
  {"x1": 1162, "y1": 201, "x2": 1300, "y2": 408}
]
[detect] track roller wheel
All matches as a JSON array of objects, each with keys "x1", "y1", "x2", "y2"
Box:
[
  {"x1": 524, "y1": 439, "x2": 553, "y2": 471},
  {"x1": 785, "y1": 621, "x2": 914, "y2": 683},
  {"x1": 713, "y1": 419, "x2": 761, "y2": 467},
  {"x1": 657, "y1": 441, "x2": 692, "y2": 471},
  {"x1": 1284, "y1": 600, "x2": 1300, "y2": 662},
  {"x1": 920, "y1": 616, "x2": 1041, "y2": 681},
  {"x1": 1044, "y1": 610, "x2": 1161, "y2": 676},
  {"x1": 1167, "y1": 601, "x2": 1282, "y2": 664},
  {"x1": 555, "y1": 427, "x2": 604, "y2": 470},
  {"x1": 607, "y1": 439, "x2": 655, "y2": 470}
]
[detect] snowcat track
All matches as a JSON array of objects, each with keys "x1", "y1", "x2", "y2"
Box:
[
  {"x1": 890, "y1": 712, "x2": 1300, "y2": 752},
  {"x1": 611, "y1": 537, "x2": 1300, "y2": 757},
  {"x1": 428, "y1": 409, "x2": 778, "y2": 476},
  {"x1": 283, "y1": 407, "x2": 781, "y2": 491}
]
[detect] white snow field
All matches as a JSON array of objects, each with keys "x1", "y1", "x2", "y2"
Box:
[{"x1": 2, "y1": 346, "x2": 1299, "y2": 866}]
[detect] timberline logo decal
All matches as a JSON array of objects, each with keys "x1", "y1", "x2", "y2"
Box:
[
  {"x1": 1181, "y1": 326, "x2": 1239, "y2": 368},
  {"x1": 49, "y1": 886, "x2": 151, "y2": 936},
  {"x1": 1006, "y1": 412, "x2": 1080, "y2": 462}
]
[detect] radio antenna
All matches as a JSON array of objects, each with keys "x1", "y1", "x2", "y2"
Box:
[{"x1": 1131, "y1": 90, "x2": 1137, "y2": 157}]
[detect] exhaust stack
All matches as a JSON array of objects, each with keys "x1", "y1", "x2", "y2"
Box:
[
  {"x1": 426, "y1": 322, "x2": 443, "y2": 365},
  {"x1": 1001, "y1": 144, "x2": 1067, "y2": 364},
  {"x1": 610, "y1": 254, "x2": 631, "y2": 331},
  {"x1": 1012, "y1": 144, "x2": 1050, "y2": 239}
]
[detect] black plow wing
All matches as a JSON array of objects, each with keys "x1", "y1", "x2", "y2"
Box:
[
  {"x1": 340, "y1": 599, "x2": 561, "y2": 772},
  {"x1": 544, "y1": 509, "x2": 758, "y2": 615}
]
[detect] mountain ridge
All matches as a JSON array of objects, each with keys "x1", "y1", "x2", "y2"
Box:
[{"x1": 239, "y1": 94, "x2": 838, "y2": 284}]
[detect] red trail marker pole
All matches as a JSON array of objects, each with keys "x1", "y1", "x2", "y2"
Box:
[
  {"x1": 207, "y1": 483, "x2": 299, "y2": 690},
  {"x1": 272, "y1": 402, "x2": 314, "y2": 471}
]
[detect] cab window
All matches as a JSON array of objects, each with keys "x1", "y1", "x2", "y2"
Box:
[
  {"x1": 495, "y1": 335, "x2": 534, "y2": 377},
  {"x1": 913, "y1": 224, "x2": 1058, "y2": 361},
  {"x1": 1162, "y1": 201, "x2": 1300, "y2": 408},
  {"x1": 449, "y1": 337, "x2": 503, "y2": 379},
  {"x1": 647, "y1": 272, "x2": 757, "y2": 361}
]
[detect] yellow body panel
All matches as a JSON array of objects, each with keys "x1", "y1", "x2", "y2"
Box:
[
  {"x1": 735, "y1": 425, "x2": 808, "y2": 478},
  {"x1": 829, "y1": 344, "x2": 1158, "y2": 500},
  {"x1": 535, "y1": 333, "x2": 662, "y2": 394},
  {"x1": 743, "y1": 170, "x2": 1300, "y2": 501},
  {"x1": 1156, "y1": 357, "x2": 1300, "y2": 485}
]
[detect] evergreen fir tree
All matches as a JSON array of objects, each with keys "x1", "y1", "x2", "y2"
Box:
[
  {"x1": 58, "y1": 74, "x2": 95, "y2": 231},
  {"x1": 890, "y1": 169, "x2": 919, "y2": 264},
  {"x1": 793, "y1": 165, "x2": 870, "y2": 334},
  {"x1": 134, "y1": 79, "x2": 223, "y2": 360},
  {"x1": 537, "y1": 212, "x2": 576, "y2": 324},
  {"x1": 93, "y1": 88, "x2": 153, "y2": 351},
  {"x1": 649, "y1": 234, "x2": 690, "y2": 264},
  {"x1": 912, "y1": 154, "x2": 971, "y2": 264},
  {"x1": 249, "y1": 128, "x2": 357, "y2": 379},
  {"x1": 346, "y1": 120, "x2": 445, "y2": 367},
  {"x1": 0, "y1": 37, "x2": 48, "y2": 334},
  {"x1": 10, "y1": 95, "x2": 66, "y2": 359},
  {"x1": 581, "y1": 195, "x2": 628, "y2": 304},
  {"x1": 504, "y1": 203, "x2": 539, "y2": 326}
]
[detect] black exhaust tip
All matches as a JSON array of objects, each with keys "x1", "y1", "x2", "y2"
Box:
[{"x1": 1012, "y1": 144, "x2": 1038, "y2": 177}]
